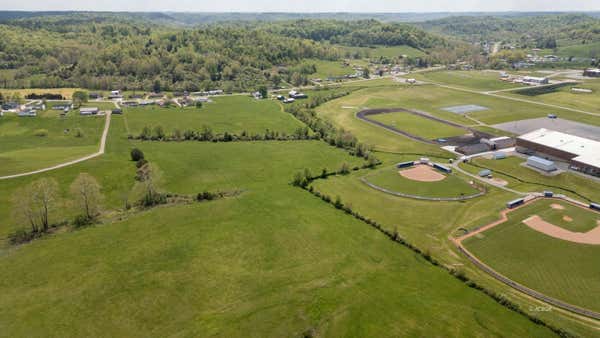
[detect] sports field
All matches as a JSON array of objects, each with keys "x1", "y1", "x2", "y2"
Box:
[
  {"x1": 0, "y1": 128, "x2": 555, "y2": 337},
  {"x1": 368, "y1": 111, "x2": 466, "y2": 140},
  {"x1": 416, "y1": 70, "x2": 522, "y2": 91},
  {"x1": 464, "y1": 198, "x2": 600, "y2": 313},
  {"x1": 124, "y1": 96, "x2": 304, "y2": 136},
  {"x1": 364, "y1": 164, "x2": 480, "y2": 198},
  {"x1": 0, "y1": 115, "x2": 105, "y2": 176}
]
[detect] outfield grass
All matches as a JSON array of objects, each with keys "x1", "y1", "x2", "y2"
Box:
[
  {"x1": 364, "y1": 164, "x2": 480, "y2": 198},
  {"x1": 0, "y1": 115, "x2": 105, "y2": 176},
  {"x1": 0, "y1": 135, "x2": 555, "y2": 337},
  {"x1": 464, "y1": 198, "x2": 600, "y2": 313},
  {"x1": 124, "y1": 96, "x2": 304, "y2": 136},
  {"x1": 369, "y1": 111, "x2": 466, "y2": 139},
  {"x1": 462, "y1": 156, "x2": 600, "y2": 202},
  {"x1": 416, "y1": 71, "x2": 522, "y2": 91}
]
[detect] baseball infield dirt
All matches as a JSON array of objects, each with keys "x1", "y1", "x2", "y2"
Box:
[
  {"x1": 399, "y1": 165, "x2": 446, "y2": 182},
  {"x1": 523, "y1": 215, "x2": 600, "y2": 245}
]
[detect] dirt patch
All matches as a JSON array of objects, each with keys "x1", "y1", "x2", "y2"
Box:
[
  {"x1": 488, "y1": 177, "x2": 508, "y2": 186},
  {"x1": 563, "y1": 216, "x2": 573, "y2": 222},
  {"x1": 523, "y1": 215, "x2": 600, "y2": 245},
  {"x1": 398, "y1": 164, "x2": 446, "y2": 182},
  {"x1": 550, "y1": 203, "x2": 565, "y2": 210}
]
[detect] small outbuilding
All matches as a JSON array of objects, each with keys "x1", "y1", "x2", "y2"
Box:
[
  {"x1": 80, "y1": 107, "x2": 99, "y2": 115},
  {"x1": 527, "y1": 156, "x2": 557, "y2": 172},
  {"x1": 478, "y1": 169, "x2": 492, "y2": 177}
]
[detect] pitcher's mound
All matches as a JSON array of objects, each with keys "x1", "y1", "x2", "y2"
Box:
[
  {"x1": 550, "y1": 203, "x2": 565, "y2": 210},
  {"x1": 399, "y1": 165, "x2": 446, "y2": 182},
  {"x1": 563, "y1": 216, "x2": 573, "y2": 222}
]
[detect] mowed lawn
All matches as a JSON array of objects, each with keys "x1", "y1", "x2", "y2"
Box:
[
  {"x1": 364, "y1": 164, "x2": 480, "y2": 198},
  {"x1": 463, "y1": 156, "x2": 600, "y2": 202},
  {"x1": 306, "y1": 59, "x2": 355, "y2": 79},
  {"x1": 0, "y1": 139, "x2": 554, "y2": 337},
  {"x1": 464, "y1": 198, "x2": 600, "y2": 313},
  {"x1": 531, "y1": 200, "x2": 600, "y2": 233},
  {"x1": 0, "y1": 115, "x2": 105, "y2": 176},
  {"x1": 369, "y1": 111, "x2": 466, "y2": 139},
  {"x1": 505, "y1": 79, "x2": 600, "y2": 115},
  {"x1": 416, "y1": 70, "x2": 522, "y2": 91},
  {"x1": 124, "y1": 96, "x2": 304, "y2": 136}
]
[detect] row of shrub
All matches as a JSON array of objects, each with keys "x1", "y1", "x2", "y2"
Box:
[
  {"x1": 296, "y1": 182, "x2": 576, "y2": 337},
  {"x1": 128, "y1": 125, "x2": 318, "y2": 142},
  {"x1": 291, "y1": 160, "x2": 380, "y2": 188}
]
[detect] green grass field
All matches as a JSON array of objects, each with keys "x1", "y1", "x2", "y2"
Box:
[
  {"x1": 306, "y1": 59, "x2": 355, "y2": 79},
  {"x1": 0, "y1": 129, "x2": 555, "y2": 337},
  {"x1": 415, "y1": 71, "x2": 522, "y2": 91},
  {"x1": 530, "y1": 200, "x2": 599, "y2": 233},
  {"x1": 338, "y1": 45, "x2": 426, "y2": 58},
  {"x1": 369, "y1": 111, "x2": 467, "y2": 139},
  {"x1": 364, "y1": 164, "x2": 480, "y2": 198},
  {"x1": 464, "y1": 198, "x2": 600, "y2": 313},
  {"x1": 461, "y1": 156, "x2": 600, "y2": 202},
  {"x1": 0, "y1": 115, "x2": 105, "y2": 176},
  {"x1": 124, "y1": 96, "x2": 304, "y2": 136}
]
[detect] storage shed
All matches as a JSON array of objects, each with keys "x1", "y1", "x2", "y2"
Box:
[{"x1": 527, "y1": 156, "x2": 557, "y2": 172}]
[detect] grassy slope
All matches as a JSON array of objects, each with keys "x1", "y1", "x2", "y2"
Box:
[
  {"x1": 0, "y1": 115, "x2": 105, "y2": 176},
  {"x1": 464, "y1": 199, "x2": 600, "y2": 313},
  {"x1": 369, "y1": 111, "x2": 466, "y2": 139},
  {"x1": 124, "y1": 96, "x2": 303, "y2": 136},
  {"x1": 338, "y1": 45, "x2": 426, "y2": 58},
  {"x1": 0, "y1": 135, "x2": 554, "y2": 337},
  {"x1": 364, "y1": 164, "x2": 480, "y2": 198},
  {"x1": 308, "y1": 59, "x2": 355, "y2": 79}
]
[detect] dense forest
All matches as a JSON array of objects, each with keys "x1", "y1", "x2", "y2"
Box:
[
  {"x1": 419, "y1": 14, "x2": 600, "y2": 48},
  {"x1": 0, "y1": 13, "x2": 453, "y2": 91}
]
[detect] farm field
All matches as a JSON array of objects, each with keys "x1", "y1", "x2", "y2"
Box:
[
  {"x1": 338, "y1": 45, "x2": 426, "y2": 58},
  {"x1": 0, "y1": 135, "x2": 555, "y2": 337},
  {"x1": 364, "y1": 164, "x2": 480, "y2": 198},
  {"x1": 460, "y1": 156, "x2": 600, "y2": 202},
  {"x1": 306, "y1": 59, "x2": 355, "y2": 79},
  {"x1": 505, "y1": 80, "x2": 600, "y2": 115},
  {"x1": 369, "y1": 111, "x2": 466, "y2": 139},
  {"x1": 0, "y1": 115, "x2": 106, "y2": 176},
  {"x1": 464, "y1": 198, "x2": 600, "y2": 313},
  {"x1": 415, "y1": 70, "x2": 522, "y2": 91},
  {"x1": 124, "y1": 96, "x2": 305, "y2": 136}
]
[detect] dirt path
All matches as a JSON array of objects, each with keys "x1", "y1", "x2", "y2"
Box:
[
  {"x1": 0, "y1": 111, "x2": 112, "y2": 180},
  {"x1": 523, "y1": 215, "x2": 600, "y2": 245}
]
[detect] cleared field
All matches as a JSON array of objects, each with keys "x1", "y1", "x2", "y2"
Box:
[
  {"x1": 364, "y1": 164, "x2": 480, "y2": 198},
  {"x1": 416, "y1": 71, "x2": 522, "y2": 91},
  {"x1": 307, "y1": 59, "x2": 355, "y2": 79},
  {"x1": 461, "y1": 156, "x2": 600, "y2": 202},
  {"x1": 505, "y1": 80, "x2": 600, "y2": 116},
  {"x1": 0, "y1": 138, "x2": 554, "y2": 337},
  {"x1": 369, "y1": 111, "x2": 466, "y2": 140},
  {"x1": 338, "y1": 45, "x2": 426, "y2": 58},
  {"x1": 464, "y1": 198, "x2": 600, "y2": 313},
  {"x1": 0, "y1": 115, "x2": 106, "y2": 176},
  {"x1": 124, "y1": 96, "x2": 304, "y2": 135}
]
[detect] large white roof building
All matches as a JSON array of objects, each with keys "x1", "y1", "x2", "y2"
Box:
[{"x1": 517, "y1": 128, "x2": 600, "y2": 175}]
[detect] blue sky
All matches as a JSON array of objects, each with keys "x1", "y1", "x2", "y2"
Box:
[{"x1": 0, "y1": 0, "x2": 599, "y2": 12}]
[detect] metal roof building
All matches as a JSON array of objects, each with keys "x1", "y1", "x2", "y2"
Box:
[{"x1": 517, "y1": 128, "x2": 600, "y2": 176}]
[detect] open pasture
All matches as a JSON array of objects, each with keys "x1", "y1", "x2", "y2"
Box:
[
  {"x1": 124, "y1": 96, "x2": 304, "y2": 136},
  {"x1": 416, "y1": 70, "x2": 522, "y2": 91},
  {"x1": 464, "y1": 198, "x2": 600, "y2": 313},
  {"x1": 0, "y1": 136, "x2": 554, "y2": 337},
  {"x1": 0, "y1": 114, "x2": 105, "y2": 176}
]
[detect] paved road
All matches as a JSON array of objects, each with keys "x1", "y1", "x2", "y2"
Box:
[{"x1": 0, "y1": 111, "x2": 112, "y2": 180}]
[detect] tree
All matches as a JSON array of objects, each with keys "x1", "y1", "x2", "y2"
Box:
[
  {"x1": 70, "y1": 173, "x2": 103, "y2": 220},
  {"x1": 130, "y1": 148, "x2": 145, "y2": 161},
  {"x1": 362, "y1": 67, "x2": 370, "y2": 79},
  {"x1": 258, "y1": 85, "x2": 268, "y2": 99},
  {"x1": 12, "y1": 178, "x2": 59, "y2": 232},
  {"x1": 132, "y1": 163, "x2": 165, "y2": 207},
  {"x1": 72, "y1": 91, "x2": 89, "y2": 108}
]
